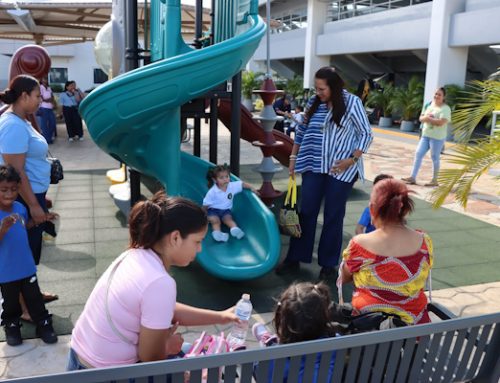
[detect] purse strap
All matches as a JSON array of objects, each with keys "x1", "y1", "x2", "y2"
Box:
[
  {"x1": 105, "y1": 254, "x2": 135, "y2": 345},
  {"x1": 284, "y1": 176, "x2": 297, "y2": 208}
]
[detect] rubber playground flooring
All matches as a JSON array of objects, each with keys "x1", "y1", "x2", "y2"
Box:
[{"x1": 2, "y1": 166, "x2": 499, "y2": 341}]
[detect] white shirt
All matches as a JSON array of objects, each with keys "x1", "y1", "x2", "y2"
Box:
[{"x1": 203, "y1": 181, "x2": 243, "y2": 210}]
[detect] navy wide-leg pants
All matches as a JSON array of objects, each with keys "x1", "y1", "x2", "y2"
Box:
[{"x1": 285, "y1": 172, "x2": 355, "y2": 268}]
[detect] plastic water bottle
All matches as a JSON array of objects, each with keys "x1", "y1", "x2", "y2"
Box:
[{"x1": 227, "y1": 293, "x2": 252, "y2": 350}]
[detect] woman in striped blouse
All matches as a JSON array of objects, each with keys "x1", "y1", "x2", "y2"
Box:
[{"x1": 275, "y1": 67, "x2": 373, "y2": 280}]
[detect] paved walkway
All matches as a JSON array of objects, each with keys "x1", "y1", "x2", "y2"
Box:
[{"x1": 1, "y1": 121, "x2": 499, "y2": 380}]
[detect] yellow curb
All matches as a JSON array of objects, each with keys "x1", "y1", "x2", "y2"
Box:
[
  {"x1": 372, "y1": 127, "x2": 419, "y2": 140},
  {"x1": 373, "y1": 127, "x2": 457, "y2": 150}
]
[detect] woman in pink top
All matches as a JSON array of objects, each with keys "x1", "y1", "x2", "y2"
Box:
[{"x1": 68, "y1": 191, "x2": 238, "y2": 370}]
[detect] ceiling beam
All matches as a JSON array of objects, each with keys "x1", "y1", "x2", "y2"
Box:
[
  {"x1": 7, "y1": 9, "x2": 36, "y2": 32},
  {"x1": 31, "y1": 9, "x2": 110, "y2": 20}
]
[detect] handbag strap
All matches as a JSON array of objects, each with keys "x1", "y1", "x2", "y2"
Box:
[
  {"x1": 336, "y1": 261, "x2": 345, "y2": 305},
  {"x1": 284, "y1": 176, "x2": 297, "y2": 208},
  {"x1": 105, "y1": 253, "x2": 135, "y2": 345}
]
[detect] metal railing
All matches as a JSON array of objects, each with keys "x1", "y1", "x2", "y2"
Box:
[
  {"x1": 270, "y1": 8, "x2": 307, "y2": 34},
  {"x1": 327, "y1": 0, "x2": 432, "y2": 22}
]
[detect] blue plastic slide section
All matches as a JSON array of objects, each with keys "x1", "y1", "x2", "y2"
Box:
[{"x1": 79, "y1": 0, "x2": 281, "y2": 280}]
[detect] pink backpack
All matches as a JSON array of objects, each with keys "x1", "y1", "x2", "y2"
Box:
[
  {"x1": 184, "y1": 331, "x2": 229, "y2": 382},
  {"x1": 185, "y1": 331, "x2": 229, "y2": 357}
]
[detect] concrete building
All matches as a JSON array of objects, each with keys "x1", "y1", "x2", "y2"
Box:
[{"x1": 252, "y1": 0, "x2": 500, "y2": 101}]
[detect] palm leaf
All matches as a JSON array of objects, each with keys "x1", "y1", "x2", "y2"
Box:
[
  {"x1": 452, "y1": 80, "x2": 500, "y2": 142},
  {"x1": 431, "y1": 133, "x2": 500, "y2": 208}
]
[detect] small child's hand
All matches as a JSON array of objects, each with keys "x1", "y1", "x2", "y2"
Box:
[{"x1": 0, "y1": 215, "x2": 17, "y2": 233}]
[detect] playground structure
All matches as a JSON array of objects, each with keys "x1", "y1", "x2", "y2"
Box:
[
  {"x1": 79, "y1": 0, "x2": 282, "y2": 281},
  {"x1": 0, "y1": 45, "x2": 50, "y2": 131}
]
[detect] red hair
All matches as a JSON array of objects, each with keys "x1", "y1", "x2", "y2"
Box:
[{"x1": 370, "y1": 179, "x2": 414, "y2": 224}]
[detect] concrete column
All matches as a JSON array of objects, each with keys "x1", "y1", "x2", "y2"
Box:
[
  {"x1": 424, "y1": 0, "x2": 468, "y2": 102},
  {"x1": 303, "y1": 0, "x2": 329, "y2": 89}
]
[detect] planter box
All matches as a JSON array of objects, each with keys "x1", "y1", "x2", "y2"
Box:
[
  {"x1": 242, "y1": 98, "x2": 253, "y2": 112},
  {"x1": 378, "y1": 116, "x2": 393, "y2": 128},
  {"x1": 400, "y1": 120, "x2": 415, "y2": 132}
]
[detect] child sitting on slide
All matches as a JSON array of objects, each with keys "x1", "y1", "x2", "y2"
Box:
[{"x1": 203, "y1": 164, "x2": 256, "y2": 242}]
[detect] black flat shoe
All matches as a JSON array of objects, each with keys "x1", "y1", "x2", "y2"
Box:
[
  {"x1": 319, "y1": 267, "x2": 337, "y2": 281},
  {"x1": 275, "y1": 261, "x2": 300, "y2": 276}
]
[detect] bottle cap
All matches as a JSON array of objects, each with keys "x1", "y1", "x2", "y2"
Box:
[{"x1": 242, "y1": 293, "x2": 250, "y2": 300}]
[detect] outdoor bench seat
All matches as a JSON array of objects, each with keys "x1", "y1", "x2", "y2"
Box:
[{"x1": 7, "y1": 309, "x2": 500, "y2": 383}]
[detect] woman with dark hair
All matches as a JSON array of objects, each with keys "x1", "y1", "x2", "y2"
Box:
[
  {"x1": 68, "y1": 191, "x2": 238, "y2": 370},
  {"x1": 402, "y1": 87, "x2": 451, "y2": 187},
  {"x1": 0, "y1": 76, "x2": 52, "y2": 263},
  {"x1": 0, "y1": 74, "x2": 58, "y2": 313},
  {"x1": 59, "y1": 80, "x2": 84, "y2": 141},
  {"x1": 276, "y1": 67, "x2": 373, "y2": 280},
  {"x1": 341, "y1": 178, "x2": 433, "y2": 325}
]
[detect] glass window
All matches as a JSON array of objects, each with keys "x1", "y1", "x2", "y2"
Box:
[{"x1": 93, "y1": 68, "x2": 108, "y2": 84}]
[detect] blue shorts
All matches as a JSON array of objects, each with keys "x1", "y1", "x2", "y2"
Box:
[{"x1": 207, "y1": 208, "x2": 232, "y2": 220}]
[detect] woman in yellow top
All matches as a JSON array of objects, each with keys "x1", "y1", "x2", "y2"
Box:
[{"x1": 402, "y1": 87, "x2": 451, "y2": 187}]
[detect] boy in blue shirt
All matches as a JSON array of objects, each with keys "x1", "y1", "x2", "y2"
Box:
[
  {"x1": 0, "y1": 165, "x2": 57, "y2": 346},
  {"x1": 355, "y1": 174, "x2": 393, "y2": 235}
]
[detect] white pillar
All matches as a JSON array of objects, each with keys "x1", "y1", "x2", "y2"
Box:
[
  {"x1": 303, "y1": 0, "x2": 329, "y2": 89},
  {"x1": 424, "y1": 0, "x2": 468, "y2": 102}
]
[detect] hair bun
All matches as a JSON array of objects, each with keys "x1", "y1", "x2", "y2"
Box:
[{"x1": 0, "y1": 88, "x2": 16, "y2": 104}]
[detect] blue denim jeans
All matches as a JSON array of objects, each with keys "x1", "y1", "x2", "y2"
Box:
[
  {"x1": 67, "y1": 348, "x2": 88, "y2": 371},
  {"x1": 410, "y1": 136, "x2": 445, "y2": 180},
  {"x1": 39, "y1": 107, "x2": 56, "y2": 144}
]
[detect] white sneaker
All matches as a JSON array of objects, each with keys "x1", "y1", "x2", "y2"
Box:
[
  {"x1": 252, "y1": 323, "x2": 278, "y2": 347},
  {"x1": 68, "y1": 138, "x2": 74, "y2": 142},
  {"x1": 78, "y1": 136, "x2": 84, "y2": 141},
  {"x1": 212, "y1": 231, "x2": 229, "y2": 242},
  {"x1": 230, "y1": 227, "x2": 245, "y2": 239}
]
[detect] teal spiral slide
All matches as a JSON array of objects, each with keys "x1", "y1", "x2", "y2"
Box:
[{"x1": 79, "y1": 0, "x2": 281, "y2": 280}]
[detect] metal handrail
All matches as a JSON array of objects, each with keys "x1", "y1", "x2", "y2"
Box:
[{"x1": 327, "y1": 0, "x2": 431, "y2": 22}]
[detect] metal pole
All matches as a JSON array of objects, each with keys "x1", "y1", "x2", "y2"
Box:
[
  {"x1": 266, "y1": 0, "x2": 271, "y2": 76},
  {"x1": 194, "y1": 0, "x2": 203, "y2": 48},
  {"x1": 125, "y1": 0, "x2": 141, "y2": 206},
  {"x1": 194, "y1": 117, "x2": 201, "y2": 157},
  {"x1": 230, "y1": 72, "x2": 241, "y2": 176},
  {"x1": 209, "y1": 97, "x2": 218, "y2": 164}
]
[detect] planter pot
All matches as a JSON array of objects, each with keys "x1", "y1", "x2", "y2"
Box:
[
  {"x1": 242, "y1": 98, "x2": 253, "y2": 112},
  {"x1": 378, "y1": 116, "x2": 393, "y2": 128},
  {"x1": 400, "y1": 120, "x2": 415, "y2": 132}
]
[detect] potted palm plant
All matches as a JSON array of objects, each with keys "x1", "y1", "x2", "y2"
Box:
[
  {"x1": 367, "y1": 82, "x2": 395, "y2": 127},
  {"x1": 285, "y1": 75, "x2": 304, "y2": 107},
  {"x1": 431, "y1": 77, "x2": 500, "y2": 209},
  {"x1": 241, "y1": 70, "x2": 260, "y2": 111},
  {"x1": 390, "y1": 76, "x2": 424, "y2": 132}
]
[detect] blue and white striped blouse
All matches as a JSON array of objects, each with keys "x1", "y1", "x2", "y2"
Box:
[{"x1": 294, "y1": 91, "x2": 373, "y2": 182}]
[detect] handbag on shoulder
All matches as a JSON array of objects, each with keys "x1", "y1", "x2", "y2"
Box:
[{"x1": 279, "y1": 176, "x2": 302, "y2": 238}]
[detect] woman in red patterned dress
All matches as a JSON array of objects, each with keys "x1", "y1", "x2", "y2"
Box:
[{"x1": 340, "y1": 178, "x2": 433, "y2": 325}]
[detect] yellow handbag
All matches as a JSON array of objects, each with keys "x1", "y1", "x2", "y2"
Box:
[{"x1": 279, "y1": 176, "x2": 302, "y2": 238}]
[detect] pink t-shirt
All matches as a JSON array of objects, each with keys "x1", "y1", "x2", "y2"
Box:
[
  {"x1": 71, "y1": 248, "x2": 176, "y2": 368},
  {"x1": 40, "y1": 84, "x2": 53, "y2": 109}
]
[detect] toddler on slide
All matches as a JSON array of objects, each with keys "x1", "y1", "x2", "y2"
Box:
[{"x1": 203, "y1": 164, "x2": 256, "y2": 242}]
